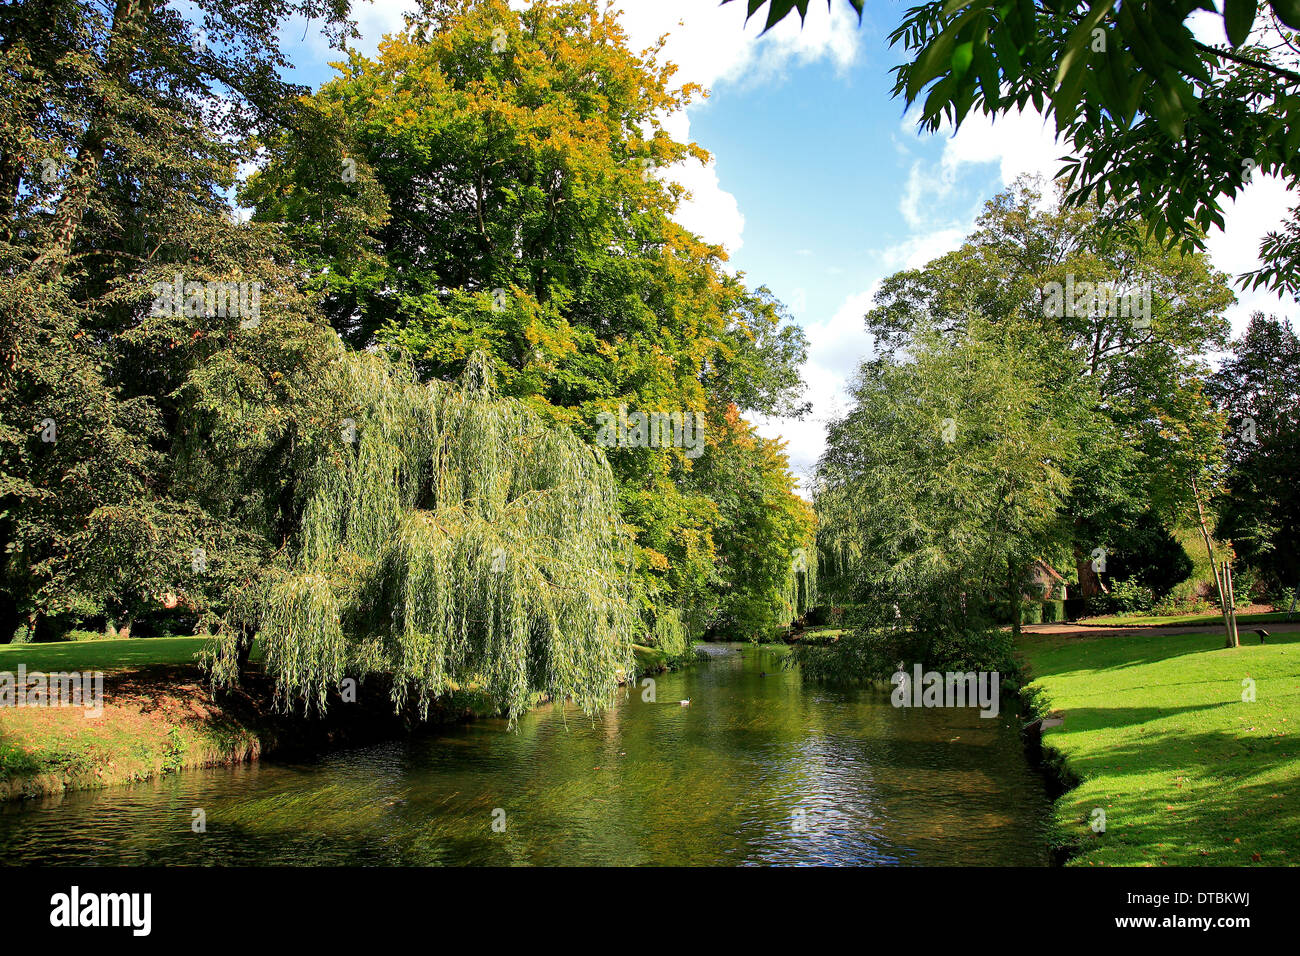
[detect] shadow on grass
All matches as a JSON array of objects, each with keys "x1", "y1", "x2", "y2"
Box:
[
  {"x1": 1022, "y1": 630, "x2": 1300, "y2": 678},
  {"x1": 1058, "y1": 732, "x2": 1300, "y2": 864},
  {"x1": 0, "y1": 637, "x2": 209, "y2": 673}
]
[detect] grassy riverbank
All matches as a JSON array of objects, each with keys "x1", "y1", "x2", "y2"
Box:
[
  {"x1": 1019, "y1": 627, "x2": 1300, "y2": 866},
  {"x1": 0, "y1": 637, "x2": 477, "y2": 801},
  {"x1": 0, "y1": 647, "x2": 259, "y2": 801},
  {"x1": 1, "y1": 637, "x2": 685, "y2": 802}
]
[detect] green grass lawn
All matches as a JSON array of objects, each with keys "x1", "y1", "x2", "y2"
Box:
[
  {"x1": 1078, "y1": 610, "x2": 1297, "y2": 628},
  {"x1": 792, "y1": 627, "x2": 844, "y2": 644},
  {"x1": 0, "y1": 636, "x2": 211, "y2": 672},
  {"x1": 1019, "y1": 628, "x2": 1300, "y2": 866},
  {"x1": 631, "y1": 643, "x2": 669, "y2": 672}
]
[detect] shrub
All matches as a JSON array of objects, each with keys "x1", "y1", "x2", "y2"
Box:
[
  {"x1": 1041, "y1": 600, "x2": 1066, "y2": 623},
  {"x1": 1152, "y1": 591, "x2": 1212, "y2": 616},
  {"x1": 61, "y1": 629, "x2": 118, "y2": 643},
  {"x1": 839, "y1": 604, "x2": 872, "y2": 626},
  {"x1": 1229, "y1": 563, "x2": 1259, "y2": 608},
  {"x1": 1088, "y1": 579, "x2": 1156, "y2": 616},
  {"x1": 988, "y1": 600, "x2": 1044, "y2": 624},
  {"x1": 1110, "y1": 579, "x2": 1156, "y2": 613},
  {"x1": 797, "y1": 624, "x2": 1018, "y2": 684},
  {"x1": 1275, "y1": 587, "x2": 1297, "y2": 613},
  {"x1": 803, "y1": 605, "x2": 832, "y2": 627}
]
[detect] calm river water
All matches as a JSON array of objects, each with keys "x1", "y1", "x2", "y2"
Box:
[{"x1": 0, "y1": 645, "x2": 1051, "y2": 865}]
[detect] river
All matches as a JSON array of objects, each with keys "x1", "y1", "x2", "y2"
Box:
[{"x1": 0, "y1": 644, "x2": 1052, "y2": 865}]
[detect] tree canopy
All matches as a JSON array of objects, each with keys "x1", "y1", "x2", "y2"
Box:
[
  {"x1": 1209, "y1": 312, "x2": 1300, "y2": 594},
  {"x1": 1, "y1": 0, "x2": 816, "y2": 722},
  {"x1": 243, "y1": 0, "x2": 816, "y2": 644}
]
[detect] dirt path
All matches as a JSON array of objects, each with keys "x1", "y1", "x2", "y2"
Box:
[{"x1": 1021, "y1": 622, "x2": 1284, "y2": 638}]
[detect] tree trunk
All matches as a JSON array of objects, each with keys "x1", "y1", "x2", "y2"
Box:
[
  {"x1": 1074, "y1": 542, "x2": 1102, "y2": 597},
  {"x1": 1224, "y1": 561, "x2": 1240, "y2": 648},
  {"x1": 236, "y1": 634, "x2": 253, "y2": 676},
  {"x1": 1191, "y1": 477, "x2": 1234, "y2": 648}
]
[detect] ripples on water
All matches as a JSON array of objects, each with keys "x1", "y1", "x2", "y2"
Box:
[{"x1": 0, "y1": 645, "x2": 1051, "y2": 866}]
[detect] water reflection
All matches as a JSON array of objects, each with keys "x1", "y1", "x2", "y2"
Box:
[{"x1": 0, "y1": 645, "x2": 1051, "y2": 866}]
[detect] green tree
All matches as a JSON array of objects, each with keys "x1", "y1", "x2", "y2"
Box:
[
  {"x1": 0, "y1": 0, "x2": 355, "y2": 640},
  {"x1": 243, "y1": 0, "x2": 814, "y2": 641},
  {"x1": 208, "y1": 349, "x2": 639, "y2": 722},
  {"x1": 1209, "y1": 312, "x2": 1300, "y2": 594},
  {"x1": 866, "y1": 180, "x2": 1232, "y2": 594},
  {"x1": 695, "y1": 403, "x2": 816, "y2": 640},
  {"x1": 807, "y1": 318, "x2": 1095, "y2": 679}
]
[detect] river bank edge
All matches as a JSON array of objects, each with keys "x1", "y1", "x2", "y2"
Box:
[
  {"x1": 0, "y1": 643, "x2": 682, "y2": 804},
  {"x1": 1013, "y1": 675, "x2": 1084, "y2": 867}
]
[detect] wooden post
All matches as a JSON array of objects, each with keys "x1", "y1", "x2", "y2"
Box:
[
  {"x1": 1224, "y1": 561, "x2": 1240, "y2": 648},
  {"x1": 1191, "y1": 477, "x2": 1234, "y2": 648}
]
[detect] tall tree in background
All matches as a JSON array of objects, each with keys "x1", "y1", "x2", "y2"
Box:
[
  {"x1": 865, "y1": 179, "x2": 1231, "y2": 595},
  {"x1": 1209, "y1": 312, "x2": 1300, "y2": 595},
  {"x1": 806, "y1": 318, "x2": 1095, "y2": 681},
  {"x1": 0, "y1": 0, "x2": 355, "y2": 641},
  {"x1": 243, "y1": 0, "x2": 815, "y2": 642}
]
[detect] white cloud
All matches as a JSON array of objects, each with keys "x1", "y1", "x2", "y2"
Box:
[
  {"x1": 615, "y1": 0, "x2": 860, "y2": 92},
  {"x1": 876, "y1": 227, "x2": 968, "y2": 272},
  {"x1": 754, "y1": 287, "x2": 878, "y2": 490},
  {"x1": 665, "y1": 151, "x2": 747, "y2": 254},
  {"x1": 291, "y1": 1, "x2": 858, "y2": 255},
  {"x1": 898, "y1": 103, "x2": 1297, "y2": 334},
  {"x1": 613, "y1": 0, "x2": 861, "y2": 252},
  {"x1": 939, "y1": 107, "x2": 1065, "y2": 186},
  {"x1": 897, "y1": 105, "x2": 1064, "y2": 232}
]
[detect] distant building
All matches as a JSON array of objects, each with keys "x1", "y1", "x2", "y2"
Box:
[{"x1": 1026, "y1": 560, "x2": 1067, "y2": 601}]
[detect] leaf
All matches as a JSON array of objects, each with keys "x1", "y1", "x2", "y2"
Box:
[
  {"x1": 1270, "y1": 0, "x2": 1300, "y2": 30},
  {"x1": 1225, "y1": 0, "x2": 1258, "y2": 47},
  {"x1": 1150, "y1": 80, "x2": 1187, "y2": 140},
  {"x1": 908, "y1": 30, "x2": 960, "y2": 101},
  {"x1": 763, "y1": 0, "x2": 796, "y2": 31},
  {"x1": 905, "y1": 10, "x2": 980, "y2": 100},
  {"x1": 952, "y1": 40, "x2": 975, "y2": 77},
  {"x1": 973, "y1": 41, "x2": 1001, "y2": 101},
  {"x1": 1054, "y1": 0, "x2": 1113, "y2": 92},
  {"x1": 991, "y1": 22, "x2": 1022, "y2": 85}
]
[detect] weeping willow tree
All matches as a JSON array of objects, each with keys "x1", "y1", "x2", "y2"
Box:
[
  {"x1": 210, "y1": 349, "x2": 638, "y2": 723},
  {"x1": 790, "y1": 548, "x2": 817, "y2": 623}
]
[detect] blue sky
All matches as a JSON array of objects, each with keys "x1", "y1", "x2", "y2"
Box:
[{"x1": 271, "y1": 0, "x2": 1295, "y2": 489}]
